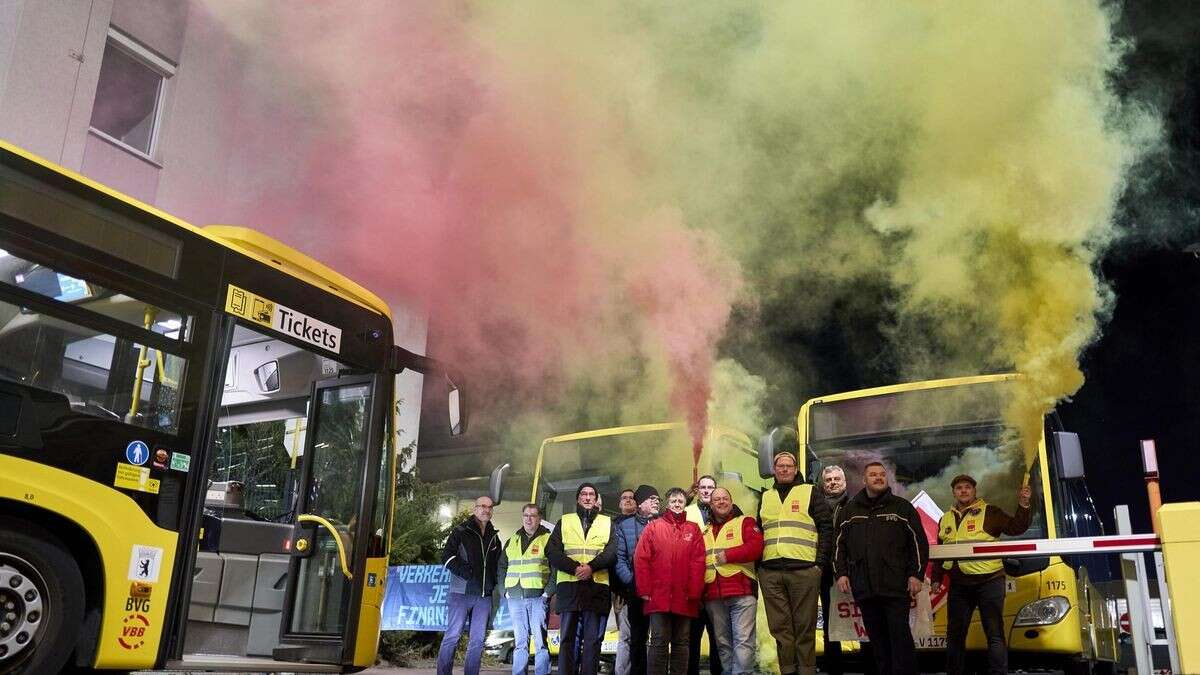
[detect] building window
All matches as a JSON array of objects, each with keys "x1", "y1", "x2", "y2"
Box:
[{"x1": 89, "y1": 28, "x2": 175, "y2": 157}]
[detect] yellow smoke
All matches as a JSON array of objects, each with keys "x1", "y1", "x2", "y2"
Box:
[{"x1": 470, "y1": 2, "x2": 1156, "y2": 462}]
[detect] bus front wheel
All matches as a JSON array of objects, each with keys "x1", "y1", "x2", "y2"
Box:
[{"x1": 0, "y1": 519, "x2": 84, "y2": 675}]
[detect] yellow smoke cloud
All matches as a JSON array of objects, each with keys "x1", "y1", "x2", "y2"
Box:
[{"x1": 470, "y1": 1, "x2": 1156, "y2": 459}]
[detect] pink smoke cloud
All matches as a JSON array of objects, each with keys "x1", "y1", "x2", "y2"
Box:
[{"x1": 188, "y1": 2, "x2": 741, "y2": 438}]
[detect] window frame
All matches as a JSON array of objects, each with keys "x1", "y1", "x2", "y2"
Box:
[
  {"x1": 88, "y1": 26, "x2": 177, "y2": 161},
  {"x1": 0, "y1": 257, "x2": 194, "y2": 435}
]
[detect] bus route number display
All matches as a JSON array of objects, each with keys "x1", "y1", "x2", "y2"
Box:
[{"x1": 224, "y1": 284, "x2": 342, "y2": 353}]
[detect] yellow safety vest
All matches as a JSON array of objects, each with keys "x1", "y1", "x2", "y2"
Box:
[
  {"x1": 759, "y1": 484, "x2": 818, "y2": 562},
  {"x1": 504, "y1": 531, "x2": 550, "y2": 590},
  {"x1": 686, "y1": 503, "x2": 709, "y2": 533},
  {"x1": 704, "y1": 515, "x2": 757, "y2": 583},
  {"x1": 556, "y1": 513, "x2": 611, "y2": 586},
  {"x1": 939, "y1": 500, "x2": 1003, "y2": 576}
]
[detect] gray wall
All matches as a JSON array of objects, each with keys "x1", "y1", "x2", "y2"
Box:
[{"x1": 0, "y1": 0, "x2": 428, "y2": 451}]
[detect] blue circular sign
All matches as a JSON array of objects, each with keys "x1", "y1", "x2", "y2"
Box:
[{"x1": 126, "y1": 440, "x2": 150, "y2": 466}]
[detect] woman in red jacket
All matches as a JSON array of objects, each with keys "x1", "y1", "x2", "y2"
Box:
[{"x1": 634, "y1": 487, "x2": 707, "y2": 675}]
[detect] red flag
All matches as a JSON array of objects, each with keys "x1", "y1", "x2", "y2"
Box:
[{"x1": 910, "y1": 490, "x2": 949, "y2": 612}]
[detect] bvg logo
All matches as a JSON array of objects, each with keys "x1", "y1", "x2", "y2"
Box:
[
  {"x1": 125, "y1": 597, "x2": 151, "y2": 612},
  {"x1": 118, "y1": 613, "x2": 150, "y2": 650}
]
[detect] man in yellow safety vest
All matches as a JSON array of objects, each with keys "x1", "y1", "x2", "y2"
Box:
[
  {"x1": 933, "y1": 474, "x2": 1032, "y2": 675},
  {"x1": 703, "y1": 487, "x2": 764, "y2": 675},
  {"x1": 546, "y1": 483, "x2": 617, "y2": 675},
  {"x1": 757, "y1": 451, "x2": 834, "y2": 675},
  {"x1": 498, "y1": 503, "x2": 552, "y2": 675}
]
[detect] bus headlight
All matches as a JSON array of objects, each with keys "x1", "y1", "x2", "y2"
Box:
[{"x1": 1014, "y1": 596, "x2": 1070, "y2": 626}]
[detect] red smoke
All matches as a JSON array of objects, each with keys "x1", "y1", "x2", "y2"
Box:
[{"x1": 184, "y1": 3, "x2": 739, "y2": 435}]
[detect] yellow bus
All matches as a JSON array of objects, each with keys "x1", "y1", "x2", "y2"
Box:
[
  {"x1": 0, "y1": 141, "x2": 466, "y2": 673},
  {"x1": 775, "y1": 374, "x2": 1119, "y2": 674}
]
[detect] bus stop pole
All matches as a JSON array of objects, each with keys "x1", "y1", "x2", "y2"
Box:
[{"x1": 1115, "y1": 505, "x2": 1153, "y2": 674}]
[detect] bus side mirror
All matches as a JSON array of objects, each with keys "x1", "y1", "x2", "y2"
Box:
[
  {"x1": 388, "y1": 345, "x2": 468, "y2": 436},
  {"x1": 448, "y1": 384, "x2": 466, "y2": 436},
  {"x1": 758, "y1": 427, "x2": 798, "y2": 479},
  {"x1": 489, "y1": 463, "x2": 511, "y2": 505},
  {"x1": 1054, "y1": 432, "x2": 1085, "y2": 479}
]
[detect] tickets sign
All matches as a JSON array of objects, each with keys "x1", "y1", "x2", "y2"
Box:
[{"x1": 224, "y1": 284, "x2": 342, "y2": 353}]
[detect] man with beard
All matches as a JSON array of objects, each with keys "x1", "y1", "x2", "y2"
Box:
[
  {"x1": 934, "y1": 474, "x2": 1032, "y2": 675},
  {"x1": 547, "y1": 483, "x2": 617, "y2": 675},
  {"x1": 834, "y1": 462, "x2": 928, "y2": 675}
]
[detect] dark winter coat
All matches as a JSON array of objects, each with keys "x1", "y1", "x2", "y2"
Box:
[
  {"x1": 441, "y1": 516, "x2": 502, "y2": 597},
  {"x1": 833, "y1": 487, "x2": 929, "y2": 601},
  {"x1": 546, "y1": 504, "x2": 618, "y2": 614},
  {"x1": 822, "y1": 490, "x2": 850, "y2": 585},
  {"x1": 614, "y1": 512, "x2": 657, "y2": 598},
  {"x1": 633, "y1": 509, "x2": 707, "y2": 617}
]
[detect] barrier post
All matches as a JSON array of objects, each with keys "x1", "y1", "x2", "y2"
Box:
[
  {"x1": 1158, "y1": 502, "x2": 1200, "y2": 674},
  {"x1": 1154, "y1": 551, "x2": 1181, "y2": 673},
  {"x1": 1115, "y1": 505, "x2": 1153, "y2": 674}
]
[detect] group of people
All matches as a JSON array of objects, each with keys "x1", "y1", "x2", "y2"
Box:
[{"x1": 436, "y1": 451, "x2": 1031, "y2": 675}]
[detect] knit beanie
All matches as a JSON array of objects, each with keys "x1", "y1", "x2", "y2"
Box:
[
  {"x1": 576, "y1": 482, "x2": 599, "y2": 500},
  {"x1": 633, "y1": 484, "x2": 659, "y2": 504}
]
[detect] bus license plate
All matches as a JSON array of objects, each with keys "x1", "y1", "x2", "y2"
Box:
[{"x1": 916, "y1": 635, "x2": 947, "y2": 649}]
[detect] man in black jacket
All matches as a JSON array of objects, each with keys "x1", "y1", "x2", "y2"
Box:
[
  {"x1": 546, "y1": 483, "x2": 617, "y2": 675},
  {"x1": 438, "y1": 495, "x2": 502, "y2": 675},
  {"x1": 819, "y1": 465, "x2": 859, "y2": 675},
  {"x1": 834, "y1": 462, "x2": 928, "y2": 675}
]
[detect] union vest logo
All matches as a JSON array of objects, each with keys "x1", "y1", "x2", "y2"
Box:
[
  {"x1": 791, "y1": 503, "x2": 800, "y2": 512},
  {"x1": 531, "y1": 545, "x2": 540, "y2": 554},
  {"x1": 726, "y1": 530, "x2": 735, "y2": 539},
  {"x1": 967, "y1": 521, "x2": 977, "y2": 531}
]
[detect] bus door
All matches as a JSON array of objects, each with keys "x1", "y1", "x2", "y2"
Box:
[{"x1": 276, "y1": 373, "x2": 385, "y2": 663}]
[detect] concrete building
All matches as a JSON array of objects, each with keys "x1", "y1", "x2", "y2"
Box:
[{"x1": 0, "y1": 0, "x2": 428, "y2": 450}]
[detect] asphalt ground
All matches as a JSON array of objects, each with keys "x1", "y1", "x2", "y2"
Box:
[{"x1": 359, "y1": 665, "x2": 1065, "y2": 675}]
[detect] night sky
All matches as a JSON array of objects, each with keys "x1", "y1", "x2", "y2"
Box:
[
  {"x1": 1070, "y1": 1, "x2": 1200, "y2": 534},
  {"x1": 420, "y1": 2, "x2": 1200, "y2": 538}
]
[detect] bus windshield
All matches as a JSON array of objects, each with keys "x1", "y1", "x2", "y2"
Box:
[
  {"x1": 805, "y1": 378, "x2": 1048, "y2": 540},
  {"x1": 535, "y1": 425, "x2": 761, "y2": 523}
]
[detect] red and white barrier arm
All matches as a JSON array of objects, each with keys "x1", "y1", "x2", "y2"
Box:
[{"x1": 928, "y1": 534, "x2": 1161, "y2": 561}]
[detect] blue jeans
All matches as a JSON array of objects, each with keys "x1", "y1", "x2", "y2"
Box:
[
  {"x1": 437, "y1": 592, "x2": 493, "y2": 675},
  {"x1": 507, "y1": 595, "x2": 550, "y2": 675},
  {"x1": 706, "y1": 596, "x2": 758, "y2": 675}
]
